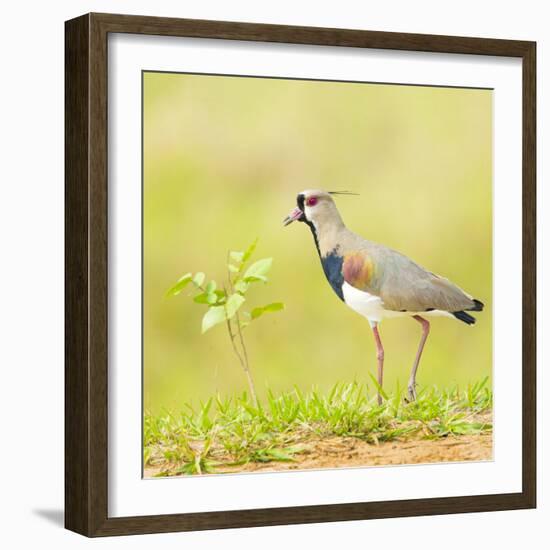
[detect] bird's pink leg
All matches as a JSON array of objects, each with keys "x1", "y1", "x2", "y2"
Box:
[
  {"x1": 371, "y1": 324, "x2": 384, "y2": 405},
  {"x1": 409, "y1": 315, "x2": 430, "y2": 401}
]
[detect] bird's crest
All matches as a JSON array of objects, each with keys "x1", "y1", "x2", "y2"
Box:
[{"x1": 328, "y1": 190, "x2": 360, "y2": 196}]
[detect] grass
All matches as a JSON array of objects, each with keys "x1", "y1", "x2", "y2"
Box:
[{"x1": 144, "y1": 378, "x2": 492, "y2": 476}]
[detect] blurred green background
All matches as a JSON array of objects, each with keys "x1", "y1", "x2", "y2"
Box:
[{"x1": 143, "y1": 72, "x2": 492, "y2": 414}]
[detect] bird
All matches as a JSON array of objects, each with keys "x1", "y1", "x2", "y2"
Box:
[{"x1": 283, "y1": 189, "x2": 484, "y2": 404}]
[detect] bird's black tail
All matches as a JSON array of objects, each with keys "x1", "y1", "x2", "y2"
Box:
[
  {"x1": 453, "y1": 311, "x2": 476, "y2": 325},
  {"x1": 452, "y1": 298, "x2": 484, "y2": 325},
  {"x1": 470, "y1": 299, "x2": 484, "y2": 312}
]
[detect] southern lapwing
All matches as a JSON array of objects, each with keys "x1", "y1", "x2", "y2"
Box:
[{"x1": 283, "y1": 189, "x2": 484, "y2": 403}]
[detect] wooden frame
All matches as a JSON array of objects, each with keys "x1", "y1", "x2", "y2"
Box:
[{"x1": 65, "y1": 12, "x2": 536, "y2": 537}]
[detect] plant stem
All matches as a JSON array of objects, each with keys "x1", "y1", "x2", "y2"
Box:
[
  {"x1": 224, "y1": 262, "x2": 258, "y2": 407},
  {"x1": 225, "y1": 317, "x2": 258, "y2": 407},
  {"x1": 235, "y1": 311, "x2": 257, "y2": 405}
]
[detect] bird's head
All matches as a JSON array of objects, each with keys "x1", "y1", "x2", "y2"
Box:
[{"x1": 283, "y1": 189, "x2": 354, "y2": 229}]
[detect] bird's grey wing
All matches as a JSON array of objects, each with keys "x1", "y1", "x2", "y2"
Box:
[
  {"x1": 376, "y1": 252, "x2": 476, "y2": 313},
  {"x1": 340, "y1": 237, "x2": 476, "y2": 313}
]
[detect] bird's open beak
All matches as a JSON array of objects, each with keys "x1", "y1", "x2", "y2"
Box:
[{"x1": 283, "y1": 206, "x2": 304, "y2": 226}]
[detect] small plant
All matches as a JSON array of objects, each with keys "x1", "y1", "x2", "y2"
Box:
[{"x1": 166, "y1": 239, "x2": 284, "y2": 406}]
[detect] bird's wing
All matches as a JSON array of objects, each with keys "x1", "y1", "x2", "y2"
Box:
[
  {"x1": 342, "y1": 245, "x2": 475, "y2": 313},
  {"x1": 379, "y1": 269, "x2": 475, "y2": 312}
]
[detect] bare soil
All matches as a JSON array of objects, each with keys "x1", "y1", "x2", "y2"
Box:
[{"x1": 144, "y1": 433, "x2": 492, "y2": 478}]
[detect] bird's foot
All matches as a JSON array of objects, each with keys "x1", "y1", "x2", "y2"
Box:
[{"x1": 406, "y1": 383, "x2": 417, "y2": 402}]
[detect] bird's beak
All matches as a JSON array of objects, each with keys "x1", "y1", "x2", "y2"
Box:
[{"x1": 283, "y1": 206, "x2": 304, "y2": 226}]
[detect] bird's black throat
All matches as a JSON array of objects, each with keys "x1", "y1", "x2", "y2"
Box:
[
  {"x1": 296, "y1": 193, "x2": 320, "y2": 254},
  {"x1": 305, "y1": 221, "x2": 344, "y2": 302},
  {"x1": 296, "y1": 193, "x2": 343, "y2": 301},
  {"x1": 304, "y1": 219, "x2": 320, "y2": 257},
  {"x1": 321, "y1": 249, "x2": 345, "y2": 301}
]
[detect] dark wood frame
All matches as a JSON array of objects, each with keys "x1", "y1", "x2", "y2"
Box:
[{"x1": 65, "y1": 12, "x2": 537, "y2": 537}]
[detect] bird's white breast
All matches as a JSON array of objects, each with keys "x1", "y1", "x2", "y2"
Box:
[{"x1": 342, "y1": 282, "x2": 387, "y2": 326}]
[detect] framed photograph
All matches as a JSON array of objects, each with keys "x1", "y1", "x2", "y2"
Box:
[{"x1": 65, "y1": 13, "x2": 536, "y2": 537}]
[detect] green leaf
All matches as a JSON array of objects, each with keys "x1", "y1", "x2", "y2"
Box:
[
  {"x1": 368, "y1": 373, "x2": 389, "y2": 401},
  {"x1": 205, "y1": 280, "x2": 217, "y2": 293},
  {"x1": 250, "y1": 302, "x2": 285, "y2": 320},
  {"x1": 266, "y1": 448, "x2": 296, "y2": 462},
  {"x1": 234, "y1": 280, "x2": 249, "y2": 294},
  {"x1": 201, "y1": 306, "x2": 226, "y2": 333},
  {"x1": 242, "y1": 239, "x2": 258, "y2": 263},
  {"x1": 193, "y1": 292, "x2": 209, "y2": 304},
  {"x1": 228, "y1": 264, "x2": 239, "y2": 273},
  {"x1": 243, "y1": 258, "x2": 272, "y2": 282},
  {"x1": 165, "y1": 273, "x2": 192, "y2": 297},
  {"x1": 225, "y1": 293, "x2": 245, "y2": 319},
  {"x1": 229, "y1": 251, "x2": 244, "y2": 263},
  {"x1": 194, "y1": 291, "x2": 219, "y2": 305},
  {"x1": 252, "y1": 447, "x2": 296, "y2": 463},
  {"x1": 213, "y1": 290, "x2": 227, "y2": 301},
  {"x1": 192, "y1": 272, "x2": 205, "y2": 287}
]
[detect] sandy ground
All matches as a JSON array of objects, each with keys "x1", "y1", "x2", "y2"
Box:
[{"x1": 144, "y1": 433, "x2": 492, "y2": 477}]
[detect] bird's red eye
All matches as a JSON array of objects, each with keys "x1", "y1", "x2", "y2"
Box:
[{"x1": 306, "y1": 197, "x2": 318, "y2": 207}]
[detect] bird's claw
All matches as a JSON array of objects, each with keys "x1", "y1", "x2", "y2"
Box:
[{"x1": 406, "y1": 383, "x2": 417, "y2": 402}]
